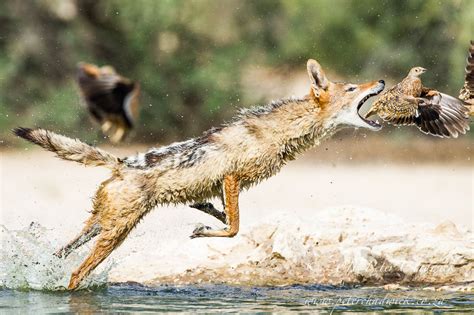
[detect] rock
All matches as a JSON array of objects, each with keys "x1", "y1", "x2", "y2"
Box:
[
  {"x1": 432, "y1": 220, "x2": 463, "y2": 238},
  {"x1": 145, "y1": 206, "x2": 473, "y2": 288}
]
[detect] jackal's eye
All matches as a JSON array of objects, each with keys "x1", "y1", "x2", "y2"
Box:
[{"x1": 345, "y1": 86, "x2": 357, "y2": 92}]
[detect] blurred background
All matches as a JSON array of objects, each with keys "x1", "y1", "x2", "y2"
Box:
[
  {"x1": 0, "y1": 0, "x2": 472, "y2": 230},
  {"x1": 0, "y1": 1, "x2": 472, "y2": 291},
  {"x1": 0, "y1": 0, "x2": 472, "y2": 147}
]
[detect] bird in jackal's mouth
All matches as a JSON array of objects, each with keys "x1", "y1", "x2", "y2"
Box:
[
  {"x1": 76, "y1": 62, "x2": 140, "y2": 143},
  {"x1": 364, "y1": 66, "x2": 470, "y2": 138}
]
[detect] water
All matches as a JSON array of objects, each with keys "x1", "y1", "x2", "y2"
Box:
[
  {"x1": 1, "y1": 223, "x2": 472, "y2": 313},
  {"x1": 1, "y1": 284, "x2": 473, "y2": 313},
  {"x1": 0, "y1": 223, "x2": 111, "y2": 291}
]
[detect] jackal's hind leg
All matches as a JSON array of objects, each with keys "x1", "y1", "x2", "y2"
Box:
[
  {"x1": 189, "y1": 202, "x2": 227, "y2": 224},
  {"x1": 68, "y1": 230, "x2": 122, "y2": 290},
  {"x1": 54, "y1": 221, "x2": 101, "y2": 258},
  {"x1": 190, "y1": 175, "x2": 240, "y2": 238},
  {"x1": 68, "y1": 211, "x2": 141, "y2": 290}
]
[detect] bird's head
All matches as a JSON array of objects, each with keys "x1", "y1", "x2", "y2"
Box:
[{"x1": 408, "y1": 66, "x2": 427, "y2": 77}]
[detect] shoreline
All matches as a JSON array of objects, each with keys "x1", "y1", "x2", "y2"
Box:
[{"x1": 1, "y1": 146, "x2": 472, "y2": 290}]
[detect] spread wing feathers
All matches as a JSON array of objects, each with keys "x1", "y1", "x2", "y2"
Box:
[
  {"x1": 76, "y1": 63, "x2": 140, "y2": 142},
  {"x1": 84, "y1": 73, "x2": 122, "y2": 96},
  {"x1": 459, "y1": 40, "x2": 474, "y2": 103},
  {"x1": 415, "y1": 92, "x2": 470, "y2": 138},
  {"x1": 109, "y1": 81, "x2": 138, "y2": 128},
  {"x1": 122, "y1": 83, "x2": 140, "y2": 127},
  {"x1": 379, "y1": 95, "x2": 419, "y2": 126},
  {"x1": 78, "y1": 73, "x2": 134, "y2": 115}
]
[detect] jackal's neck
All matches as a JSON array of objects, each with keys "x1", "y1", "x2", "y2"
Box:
[{"x1": 239, "y1": 95, "x2": 337, "y2": 159}]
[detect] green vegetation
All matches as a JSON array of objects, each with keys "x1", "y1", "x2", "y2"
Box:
[{"x1": 1, "y1": 0, "x2": 472, "y2": 145}]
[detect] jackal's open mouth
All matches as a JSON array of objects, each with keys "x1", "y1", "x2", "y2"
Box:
[{"x1": 357, "y1": 81, "x2": 384, "y2": 129}]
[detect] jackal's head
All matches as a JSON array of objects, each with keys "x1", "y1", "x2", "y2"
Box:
[{"x1": 307, "y1": 59, "x2": 385, "y2": 130}]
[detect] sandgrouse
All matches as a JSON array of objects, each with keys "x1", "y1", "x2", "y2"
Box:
[
  {"x1": 365, "y1": 67, "x2": 469, "y2": 138},
  {"x1": 76, "y1": 62, "x2": 140, "y2": 143},
  {"x1": 458, "y1": 40, "x2": 474, "y2": 115}
]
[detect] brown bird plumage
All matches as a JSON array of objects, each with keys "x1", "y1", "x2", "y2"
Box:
[
  {"x1": 459, "y1": 40, "x2": 474, "y2": 114},
  {"x1": 76, "y1": 62, "x2": 140, "y2": 143},
  {"x1": 365, "y1": 67, "x2": 470, "y2": 138}
]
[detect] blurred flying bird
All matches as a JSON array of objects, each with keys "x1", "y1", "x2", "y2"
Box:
[
  {"x1": 76, "y1": 62, "x2": 140, "y2": 143},
  {"x1": 364, "y1": 67, "x2": 469, "y2": 138},
  {"x1": 458, "y1": 40, "x2": 474, "y2": 115}
]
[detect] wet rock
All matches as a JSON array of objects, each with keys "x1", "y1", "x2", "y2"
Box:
[{"x1": 145, "y1": 207, "x2": 473, "y2": 288}]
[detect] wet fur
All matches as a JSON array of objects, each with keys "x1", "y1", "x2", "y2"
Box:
[{"x1": 14, "y1": 59, "x2": 383, "y2": 290}]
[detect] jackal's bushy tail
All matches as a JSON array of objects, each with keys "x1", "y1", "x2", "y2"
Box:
[{"x1": 13, "y1": 127, "x2": 120, "y2": 168}]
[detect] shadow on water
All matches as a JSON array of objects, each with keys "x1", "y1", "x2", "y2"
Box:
[{"x1": 1, "y1": 283, "x2": 473, "y2": 313}]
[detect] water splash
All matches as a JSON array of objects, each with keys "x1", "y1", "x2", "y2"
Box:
[{"x1": 0, "y1": 222, "x2": 112, "y2": 291}]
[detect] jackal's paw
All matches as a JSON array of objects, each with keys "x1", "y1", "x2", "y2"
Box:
[{"x1": 190, "y1": 223, "x2": 212, "y2": 239}]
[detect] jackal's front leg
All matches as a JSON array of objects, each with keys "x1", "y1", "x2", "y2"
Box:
[
  {"x1": 189, "y1": 202, "x2": 227, "y2": 224},
  {"x1": 190, "y1": 174, "x2": 240, "y2": 238}
]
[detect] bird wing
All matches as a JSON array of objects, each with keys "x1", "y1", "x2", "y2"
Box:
[
  {"x1": 77, "y1": 63, "x2": 138, "y2": 117},
  {"x1": 415, "y1": 90, "x2": 470, "y2": 138},
  {"x1": 76, "y1": 63, "x2": 119, "y2": 96},
  {"x1": 459, "y1": 40, "x2": 474, "y2": 103},
  {"x1": 370, "y1": 76, "x2": 425, "y2": 125},
  {"x1": 376, "y1": 94, "x2": 419, "y2": 126},
  {"x1": 365, "y1": 82, "x2": 408, "y2": 118},
  {"x1": 83, "y1": 73, "x2": 122, "y2": 97},
  {"x1": 123, "y1": 83, "x2": 140, "y2": 128},
  {"x1": 111, "y1": 81, "x2": 140, "y2": 128}
]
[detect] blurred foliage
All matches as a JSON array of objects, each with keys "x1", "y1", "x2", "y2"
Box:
[{"x1": 0, "y1": 0, "x2": 472, "y2": 145}]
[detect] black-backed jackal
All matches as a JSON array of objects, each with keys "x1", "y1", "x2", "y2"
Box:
[{"x1": 14, "y1": 59, "x2": 385, "y2": 290}]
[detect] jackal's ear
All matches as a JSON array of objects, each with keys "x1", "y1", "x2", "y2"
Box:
[{"x1": 307, "y1": 59, "x2": 329, "y2": 97}]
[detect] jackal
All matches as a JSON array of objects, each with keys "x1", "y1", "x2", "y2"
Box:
[{"x1": 14, "y1": 59, "x2": 385, "y2": 290}]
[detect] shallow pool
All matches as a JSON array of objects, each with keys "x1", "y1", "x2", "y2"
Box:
[{"x1": 1, "y1": 283, "x2": 472, "y2": 313}]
